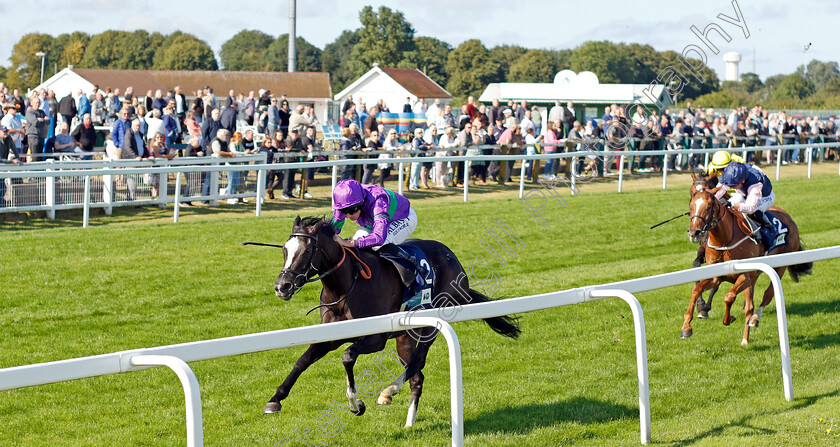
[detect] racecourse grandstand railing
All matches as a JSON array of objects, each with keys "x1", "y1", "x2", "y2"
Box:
[{"x1": 2, "y1": 141, "x2": 839, "y2": 226}]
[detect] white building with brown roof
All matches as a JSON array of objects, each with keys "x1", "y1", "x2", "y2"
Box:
[{"x1": 334, "y1": 64, "x2": 452, "y2": 113}]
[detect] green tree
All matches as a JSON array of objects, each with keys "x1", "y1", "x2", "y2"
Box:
[
  {"x1": 568, "y1": 41, "x2": 629, "y2": 83},
  {"x1": 489, "y1": 45, "x2": 526, "y2": 81},
  {"x1": 220, "y1": 30, "x2": 274, "y2": 71},
  {"x1": 819, "y1": 78, "x2": 840, "y2": 96},
  {"x1": 651, "y1": 49, "x2": 719, "y2": 100},
  {"x1": 81, "y1": 30, "x2": 155, "y2": 69},
  {"x1": 445, "y1": 39, "x2": 503, "y2": 99},
  {"x1": 263, "y1": 34, "x2": 322, "y2": 72},
  {"x1": 154, "y1": 34, "x2": 218, "y2": 71},
  {"x1": 508, "y1": 49, "x2": 560, "y2": 83},
  {"x1": 621, "y1": 43, "x2": 660, "y2": 84},
  {"x1": 6, "y1": 33, "x2": 55, "y2": 89},
  {"x1": 739, "y1": 72, "x2": 763, "y2": 93},
  {"x1": 764, "y1": 74, "x2": 786, "y2": 90},
  {"x1": 399, "y1": 36, "x2": 451, "y2": 86},
  {"x1": 322, "y1": 29, "x2": 361, "y2": 92},
  {"x1": 349, "y1": 6, "x2": 416, "y2": 76},
  {"x1": 773, "y1": 73, "x2": 815, "y2": 102},
  {"x1": 692, "y1": 89, "x2": 751, "y2": 108},
  {"x1": 799, "y1": 59, "x2": 840, "y2": 91},
  {"x1": 52, "y1": 32, "x2": 90, "y2": 69}
]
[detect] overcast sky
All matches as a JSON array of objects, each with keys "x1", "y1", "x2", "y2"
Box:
[{"x1": 0, "y1": 0, "x2": 829, "y2": 82}]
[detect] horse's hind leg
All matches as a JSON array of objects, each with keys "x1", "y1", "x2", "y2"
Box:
[
  {"x1": 342, "y1": 334, "x2": 389, "y2": 416},
  {"x1": 378, "y1": 327, "x2": 436, "y2": 411},
  {"x1": 697, "y1": 285, "x2": 719, "y2": 319},
  {"x1": 742, "y1": 285, "x2": 755, "y2": 346},
  {"x1": 265, "y1": 341, "x2": 341, "y2": 414},
  {"x1": 404, "y1": 371, "x2": 425, "y2": 428}
]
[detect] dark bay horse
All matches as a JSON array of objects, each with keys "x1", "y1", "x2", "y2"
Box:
[
  {"x1": 264, "y1": 216, "x2": 521, "y2": 427},
  {"x1": 683, "y1": 181, "x2": 812, "y2": 344}
]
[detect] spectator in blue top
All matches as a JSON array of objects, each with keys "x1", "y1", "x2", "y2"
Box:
[
  {"x1": 76, "y1": 90, "x2": 91, "y2": 122},
  {"x1": 111, "y1": 107, "x2": 130, "y2": 149}
]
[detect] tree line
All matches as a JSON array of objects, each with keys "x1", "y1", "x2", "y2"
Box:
[
  {"x1": 688, "y1": 59, "x2": 840, "y2": 110},
  {"x1": 2, "y1": 5, "x2": 838, "y2": 109}
]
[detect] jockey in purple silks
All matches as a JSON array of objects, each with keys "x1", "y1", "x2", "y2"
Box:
[{"x1": 328, "y1": 179, "x2": 427, "y2": 293}]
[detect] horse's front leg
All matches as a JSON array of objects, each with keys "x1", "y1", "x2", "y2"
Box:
[
  {"x1": 742, "y1": 283, "x2": 756, "y2": 346},
  {"x1": 683, "y1": 279, "x2": 714, "y2": 338},
  {"x1": 342, "y1": 334, "x2": 388, "y2": 416},
  {"x1": 264, "y1": 341, "x2": 341, "y2": 414},
  {"x1": 722, "y1": 273, "x2": 754, "y2": 328}
]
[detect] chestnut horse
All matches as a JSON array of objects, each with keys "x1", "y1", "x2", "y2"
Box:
[
  {"x1": 683, "y1": 175, "x2": 812, "y2": 344},
  {"x1": 263, "y1": 216, "x2": 520, "y2": 427}
]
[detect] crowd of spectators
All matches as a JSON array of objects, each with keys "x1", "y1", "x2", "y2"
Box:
[
  {"x1": 332, "y1": 94, "x2": 840, "y2": 186},
  {"x1": 3, "y1": 76, "x2": 840, "y2": 209}
]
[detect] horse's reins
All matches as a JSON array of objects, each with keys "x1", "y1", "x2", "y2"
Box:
[
  {"x1": 690, "y1": 193, "x2": 759, "y2": 251},
  {"x1": 689, "y1": 193, "x2": 721, "y2": 235},
  {"x1": 243, "y1": 235, "x2": 372, "y2": 311}
]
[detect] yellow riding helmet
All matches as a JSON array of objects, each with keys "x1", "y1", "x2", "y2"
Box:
[{"x1": 707, "y1": 150, "x2": 733, "y2": 172}]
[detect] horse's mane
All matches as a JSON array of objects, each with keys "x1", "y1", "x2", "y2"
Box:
[{"x1": 297, "y1": 216, "x2": 334, "y2": 236}]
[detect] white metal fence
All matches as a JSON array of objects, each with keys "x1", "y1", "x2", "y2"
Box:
[
  {"x1": 2, "y1": 142, "x2": 839, "y2": 227},
  {"x1": 1, "y1": 245, "x2": 838, "y2": 447}
]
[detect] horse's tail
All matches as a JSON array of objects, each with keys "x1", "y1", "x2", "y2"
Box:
[
  {"x1": 789, "y1": 243, "x2": 813, "y2": 283},
  {"x1": 466, "y1": 289, "x2": 522, "y2": 339}
]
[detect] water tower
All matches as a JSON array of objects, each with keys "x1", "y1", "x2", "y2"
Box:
[{"x1": 723, "y1": 52, "x2": 741, "y2": 82}]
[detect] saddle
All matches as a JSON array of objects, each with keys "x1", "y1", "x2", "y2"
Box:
[
  {"x1": 739, "y1": 211, "x2": 788, "y2": 254},
  {"x1": 376, "y1": 241, "x2": 434, "y2": 312}
]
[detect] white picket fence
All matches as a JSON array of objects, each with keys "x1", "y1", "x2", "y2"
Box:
[
  {"x1": 1, "y1": 245, "x2": 838, "y2": 447},
  {"x1": 2, "y1": 142, "x2": 839, "y2": 226}
]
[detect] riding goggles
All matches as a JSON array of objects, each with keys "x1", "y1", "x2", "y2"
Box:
[{"x1": 339, "y1": 203, "x2": 362, "y2": 215}]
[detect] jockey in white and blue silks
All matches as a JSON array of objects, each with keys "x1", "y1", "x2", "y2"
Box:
[
  {"x1": 328, "y1": 179, "x2": 427, "y2": 292},
  {"x1": 714, "y1": 161, "x2": 777, "y2": 243}
]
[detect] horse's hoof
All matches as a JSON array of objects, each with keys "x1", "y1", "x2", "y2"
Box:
[
  {"x1": 680, "y1": 329, "x2": 693, "y2": 339},
  {"x1": 352, "y1": 400, "x2": 366, "y2": 416},
  {"x1": 698, "y1": 310, "x2": 709, "y2": 319},
  {"x1": 723, "y1": 316, "x2": 736, "y2": 326},
  {"x1": 377, "y1": 394, "x2": 392, "y2": 405},
  {"x1": 741, "y1": 338, "x2": 749, "y2": 346},
  {"x1": 748, "y1": 316, "x2": 760, "y2": 328},
  {"x1": 263, "y1": 402, "x2": 282, "y2": 414}
]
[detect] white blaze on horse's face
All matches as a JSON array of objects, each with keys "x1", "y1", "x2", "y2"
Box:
[
  {"x1": 693, "y1": 198, "x2": 705, "y2": 222},
  {"x1": 284, "y1": 238, "x2": 303, "y2": 270},
  {"x1": 689, "y1": 197, "x2": 707, "y2": 243}
]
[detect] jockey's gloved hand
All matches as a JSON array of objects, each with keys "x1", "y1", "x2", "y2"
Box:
[{"x1": 720, "y1": 198, "x2": 731, "y2": 208}]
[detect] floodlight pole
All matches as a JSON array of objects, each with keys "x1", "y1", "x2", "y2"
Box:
[
  {"x1": 288, "y1": 0, "x2": 296, "y2": 72},
  {"x1": 36, "y1": 51, "x2": 46, "y2": 85}
]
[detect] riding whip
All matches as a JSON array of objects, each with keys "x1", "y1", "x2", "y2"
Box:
[
  {"x1": 650, "y1": 212, "x2": 690, "y2": 229},
  {"x1": 242, "y1": 242, "x2": 284, "y2": 248}
]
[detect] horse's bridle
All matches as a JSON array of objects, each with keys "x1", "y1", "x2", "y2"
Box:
[
  {"x1": 689, "y1": 191, "x2": 721, "y2": 237},
  {"x1": 280, "y1": 232, "x2": 346, "y2": 296}
]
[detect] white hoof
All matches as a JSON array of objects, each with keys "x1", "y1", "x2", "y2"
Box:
[
  {"x1": 741, "y1": 338, "x2": 749, "y2": 346},
  {"x1": 377, "y1": 394, "x2": 392, "y2": 405}
]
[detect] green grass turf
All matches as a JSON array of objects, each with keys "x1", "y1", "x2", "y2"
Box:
[{"x1": 1, "y1": 171, "x2": 839, "y2": 446}]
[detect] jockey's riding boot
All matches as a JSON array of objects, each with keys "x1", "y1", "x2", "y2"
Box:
[
  {"x1": 378, "y1": 243, "x2": 427, "y2": 289},
  {"x1": 750, "y1": 211, "x2": 775, "y2": 234},
  {"x1": 749, "y1": 210, "x2": 776, "y2": 249}
]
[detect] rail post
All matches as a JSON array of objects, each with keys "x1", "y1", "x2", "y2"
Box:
[
  {"x1": 588, "y1": 289, "x2": 651, "y2": 445},
  {"x1": 732, "y1": 262, "x2": 793, "y2": 401},
  {"x1": 129, "y1": 355, "x2": 203, "y2": 447}
]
